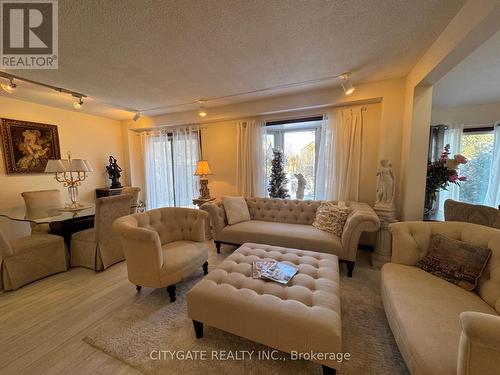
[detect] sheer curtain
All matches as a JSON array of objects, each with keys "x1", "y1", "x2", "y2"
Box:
[
  {"x1": 141, "y1": 125, "x2": 200, "y2": 209},
  {"x1": 484, "y1": 123, "x2": 500, "y2": 207},
  {"x1": 236, "y1": 120, "x2": 266, "y2": 197},
  {"x1": 437, "y1": 123, "x2": 463, "y2": 219}
]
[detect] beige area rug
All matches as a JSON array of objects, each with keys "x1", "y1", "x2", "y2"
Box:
[{"x1": 84, "y1": 247, "x2": 409, "y2": 374}]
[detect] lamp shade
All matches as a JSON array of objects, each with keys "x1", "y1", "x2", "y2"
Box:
[
  {"x1": 84, "y1": 160, "x2": 94, "y2": 172},
  {"x1": 68, "y1": 159, "x2": 90, "y2": 172},
  {"x1": 44, "y1": 160, "x2": 67, "y2": 173},
  {"x1": 194, "y1": 160, "x2": 212, "y2": 176}
]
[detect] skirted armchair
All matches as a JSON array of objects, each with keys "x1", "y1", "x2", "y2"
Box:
[
  {"x1": 71, "y1": 194, "x2": 132, "y2": 271},
  {"x1": 112, "y1": 207, "x2": 209, "y2": 302},
  {"x1": 21, "y1": 189, "x2": 63, "y2": 234},
  {"x1": 0, "y1": 230, "x2": 67, "y2": 291}
]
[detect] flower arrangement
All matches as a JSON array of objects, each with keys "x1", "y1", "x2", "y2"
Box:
[{"x1": 425, "y1": 144, "x2": 468, "y2": 214}]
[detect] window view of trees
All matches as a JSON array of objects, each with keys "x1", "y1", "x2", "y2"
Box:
[{"x1": 459, "y1": 132, "x2": 494, "y2": 204}]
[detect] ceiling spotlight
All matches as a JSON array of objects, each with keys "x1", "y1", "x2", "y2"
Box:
[
  {"x1": 1, "y1": 78, "x2": 16, "y2": 94},
  {"x1": 198, "y1": 100, "x2": 207, "y2": 118},
  {"x1": 340, "y1": 72, "x2": 355, "y2": 95},
  {"x1": 133, "y1": 111, "x2": 142, "y2": 121},
  {"x1": 73, "y1": 95, "x2": 84, "y2": 109}
]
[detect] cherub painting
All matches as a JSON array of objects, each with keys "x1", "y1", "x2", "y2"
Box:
[{"x1": 1, "y1": 118, "x2": 61, "y2": 174}]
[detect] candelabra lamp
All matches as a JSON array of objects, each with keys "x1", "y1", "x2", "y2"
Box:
[
  {"x1": 194, "y1": 160, "x2": 213, "y2": 199},
  {"x1": 44, "y1": 152, "x2": 94, "y2": 208}
]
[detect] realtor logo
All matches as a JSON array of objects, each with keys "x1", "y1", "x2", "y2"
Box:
[{"x1": 1, "y1": 0, "x2": 58, "y2": 69}]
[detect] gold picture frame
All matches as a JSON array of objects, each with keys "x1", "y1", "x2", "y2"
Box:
[{"x1": 1, "y1": 118, "x2": 61, "y2": 174}]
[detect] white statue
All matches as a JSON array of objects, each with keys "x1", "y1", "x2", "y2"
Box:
[
  {"x1": 294, "y1": 173, "x2": 307, "y2": 200},
  {"x1": 375, "y1": 160, "x2": 395, "y2": 206}
]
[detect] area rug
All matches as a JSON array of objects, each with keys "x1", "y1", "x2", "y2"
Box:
[{"x1": 83, "y1": 248, "x2": 408, "y2": 374}]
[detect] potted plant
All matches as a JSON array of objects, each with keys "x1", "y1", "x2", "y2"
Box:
[{"x1": 425, "y1": 144, "x2": 467, "y2": 219}]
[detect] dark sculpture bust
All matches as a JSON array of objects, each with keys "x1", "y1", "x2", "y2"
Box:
[{"x1": 106, "y1": 155, "x2": 122, "y2": 188}]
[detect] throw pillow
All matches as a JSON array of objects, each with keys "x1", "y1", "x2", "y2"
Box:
[
  {"x1": 221, "y1": 196, "x2": 251, "y2": 225},
  {"x1": 417, "y1": 234, "x2": 491, "y2": 291},
  {"x1": 312, "y1": 202, "x2": 351, "y2": 237}
]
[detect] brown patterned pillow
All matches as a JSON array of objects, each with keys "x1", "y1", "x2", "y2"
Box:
[
  {"x1": 417, "y1": 234, "x2": 491, "y2": 291},
  {"x1": 312, "y1": 202, "x2": 351, "y2": 237}
]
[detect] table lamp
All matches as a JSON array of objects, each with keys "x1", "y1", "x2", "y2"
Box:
[
  {"x1": 45, "y1": 152, "x2": 94, "y2": 208},
  {"x1": 194, "y1": 160, "x2": 213, "y2": 199}
]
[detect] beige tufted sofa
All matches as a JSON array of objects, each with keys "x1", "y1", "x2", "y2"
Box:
[
  {"x1": 202, "y1": 197, "x2": 380, "y2": 276},
  {"x1": 112, "y1": 207, "x2": 209, "y2": 301},
  {"x1": 382, "y1": 221, "x2": 500, "y2": 375}
]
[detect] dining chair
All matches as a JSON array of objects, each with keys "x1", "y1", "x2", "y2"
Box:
[
  {"x1": 121, "y1": 186, "x2": 141, "y2": 213},
  {"x1": 70, "y1": 194, "x2": 132, "y2": 271},
  {"x1": 112, "y1": 207, "x2": 209, "y2": 302},
  {"x1": 21, "y1": 189, "x2": 63, "y2": 234},
  {"x1": 0, "y1": 229, "x2": 68, "y2": 291}
]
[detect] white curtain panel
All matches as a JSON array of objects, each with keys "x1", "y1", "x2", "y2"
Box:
[
  {"x1": 315, "y1": 112, "x2": 336, "y2": 200},
  {"x1": 484, "y1": 123, "x2": 500, "y2": 207},
  {"x1": 236, "y1": 120, "x2": 266, "y2": 197},
  {"x1": 437, "y1": 123, "x2": 463, "y2": 219},
  {"x1": 334, "y1": 108, "x2": 363, "y2": 201},
  {"x1": 141, "y1": 126, "x2": 200, "y2": 209}
]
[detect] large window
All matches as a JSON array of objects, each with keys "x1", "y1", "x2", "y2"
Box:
[
  {"x1": 266, "y1": 117, "x2": 322, "y2": 199},
  {"x1": 459, "y1": 129, "x2": 495, "y2": 204}
]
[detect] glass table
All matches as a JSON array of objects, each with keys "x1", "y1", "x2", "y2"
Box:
[{"x1": 0, "y1": 204, "x2": 96, "y2": 247}]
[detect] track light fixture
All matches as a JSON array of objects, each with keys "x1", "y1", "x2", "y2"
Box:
[
  {"x1": 133, "y1": 111, "x2": 142, "y2": 121},
  {"x1": 73, "y1": 95, "x2": 84, "y2": 109},
  {"x1": 1, "y1": 78, "x2": 16, "y2": 94},
  {"x1": 198, "y1": 100, "x2": 207, "y2": 117},
  {"x1": 339, "y1": 72, "x2": 355, "y2": 95}
]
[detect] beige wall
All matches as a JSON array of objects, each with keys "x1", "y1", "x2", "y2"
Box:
[
  {"x1": 432, "y1": 101, "x2": 500, "y2": 125},
  {"x1": 0, "y1": 96, "x2": 126, "y2": 239}
]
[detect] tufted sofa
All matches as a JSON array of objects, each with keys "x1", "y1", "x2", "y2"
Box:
[
  {"x1": 382, "y1": 221, "x2": 500, "y2": 375},
  {"x1": 112, "y1": 207, "x2": 209, "y2": 301},
  {"x1": 202, "y1": 197, "x2": 380, "y2": 276}
]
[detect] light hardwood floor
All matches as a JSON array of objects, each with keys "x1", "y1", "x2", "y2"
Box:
[{"x1": 0, "y1": 260, "x2": 148, "y2": 375}]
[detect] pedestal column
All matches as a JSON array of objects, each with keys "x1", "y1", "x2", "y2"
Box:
[{"x1": 371, "y1": 205, "x2": 398, "y2": 268}]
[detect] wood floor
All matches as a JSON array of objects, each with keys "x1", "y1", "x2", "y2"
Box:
[{"x1": 0, "y1": 260, "x2": 147, "y2": 375}]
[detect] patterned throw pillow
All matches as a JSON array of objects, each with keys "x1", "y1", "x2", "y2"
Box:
[
  {"x1": 417, "y1": 234, "x2": 491, "y2": 291},
  {"x1": 312, "y1": 202, "x2": 351, "y2": 237}
]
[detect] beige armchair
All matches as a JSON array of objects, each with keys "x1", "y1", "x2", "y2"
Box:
[
  {"x1": 70, "y1": 194, "x2": 132, "y2": 271},
  {"x1": 112, "y1": 207, "x2": 209, "y2": 302},
  {"x1": 0, "y1": 229, "x2": 67, "y2": 291},
  {"x1": 444, "y1": 199, "x2": 500, "y2": 229},
  {"x1": 21, "y1": 189, "x2": 63, "y2": 233}
]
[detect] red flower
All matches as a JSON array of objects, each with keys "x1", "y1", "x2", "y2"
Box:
[
  {"x1": 449, "y1": 173, "x2": 458, "y2": 182},
  {"x1": 458, "y1": 176, "x2": 467, "y2": 181}
]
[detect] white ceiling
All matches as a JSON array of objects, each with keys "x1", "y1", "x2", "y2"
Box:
[
  {"x1": 433, "y1": 29, "x2": 500, "y2": 109},
  {"x1": 1, "y1": 0, "x2": 466, "y2": 120}
]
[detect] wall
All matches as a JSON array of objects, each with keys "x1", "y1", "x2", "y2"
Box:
[
  {"x1": 431, "y1": 101, "x2": 500, "y2": 125},
  {"x1": 0, "y1": 96, "x2": 126, "y2": 239}
]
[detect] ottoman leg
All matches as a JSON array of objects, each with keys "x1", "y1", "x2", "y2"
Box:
[
  {"x1": 193, "y1": 320, "x2": 204, "y2": 338},
  {"x1": 322, "y1": 365, "x2": 336, "y2": 375},
  {"x1": 136, "y1": 285, "x2": 142, "y2": 292},
  {"x1": 202, "y1": 261, "x2": 208, "y2": 275},
  {"x1": 215, "y1": 241, "x2": 221, "y2": 253},
  {"x1": 167, "y1": 285, "x2": 176, "y2": 302},
  {"x1": 346, "y1": 261, "x2": 355, "y2": 278}
]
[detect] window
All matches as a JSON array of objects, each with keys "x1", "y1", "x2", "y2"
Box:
[
  {"x1": 458, "y1": 129, "x2": 495, "y2": 204},
  {"x1": 266, "y1": 117, "x2": 322, "y2": 199}
]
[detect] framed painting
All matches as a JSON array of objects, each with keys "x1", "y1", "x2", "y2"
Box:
[{"x1": 1, "y1": 118, "x2": 61, "y2": 174}]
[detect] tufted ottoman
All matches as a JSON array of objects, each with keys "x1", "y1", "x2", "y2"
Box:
[{"x1": 187, "y1": 243, "x2": 341, "y2": 374}]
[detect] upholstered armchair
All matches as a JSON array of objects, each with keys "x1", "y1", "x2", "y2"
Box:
[
  {"x1": 121, "y1": 186, "x2": 141, "y2": 213},
  {"x1": 444, "y1": 199, "x2": 500, "y2": 229},
  {"x1": 112, "y1": 207, "x2": 209, "y2": 302},
  {"x1": 71, "y1": 194, "x2": 132, "y2": 271},
  {"x1": 0, "y1": 229, "x2": 67, "y2": 291},
  {"x1": 21, "y1": 189, "x2": 63, "y2": 233}
]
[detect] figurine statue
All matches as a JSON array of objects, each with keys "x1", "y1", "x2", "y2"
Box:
[
  {"x1": 294, "y1": 173, "x2": 307, "y2": 200},
  {"x1": 375, "y1": 159, "x2": 395, "y2": 206},
  {"x1": 106, "y1": 156, "x2": 122, "y2": 188}
]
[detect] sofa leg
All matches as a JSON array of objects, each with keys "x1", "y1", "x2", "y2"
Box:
[
  {"x1": 215, "y1": 241, "x2": 221, "y2": 253},
  {"x1": 193, "y1": 320, "x2": 204, "y2": 338},
  {"x1": 167, "y1": 284, "x2": 176, "y2": 302},
  {"x1": 322, "y1": 365, "x2": 336, "y2": 375},
  {"x1": 346, "y1": 261, "x2": 355, "y2": 277},
  {"x1": 202, "y1": 261, "x2": 208, "y2": 275},
  {"x1": 136, "y1": 285, "x2": 142, "y2": 292}
]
